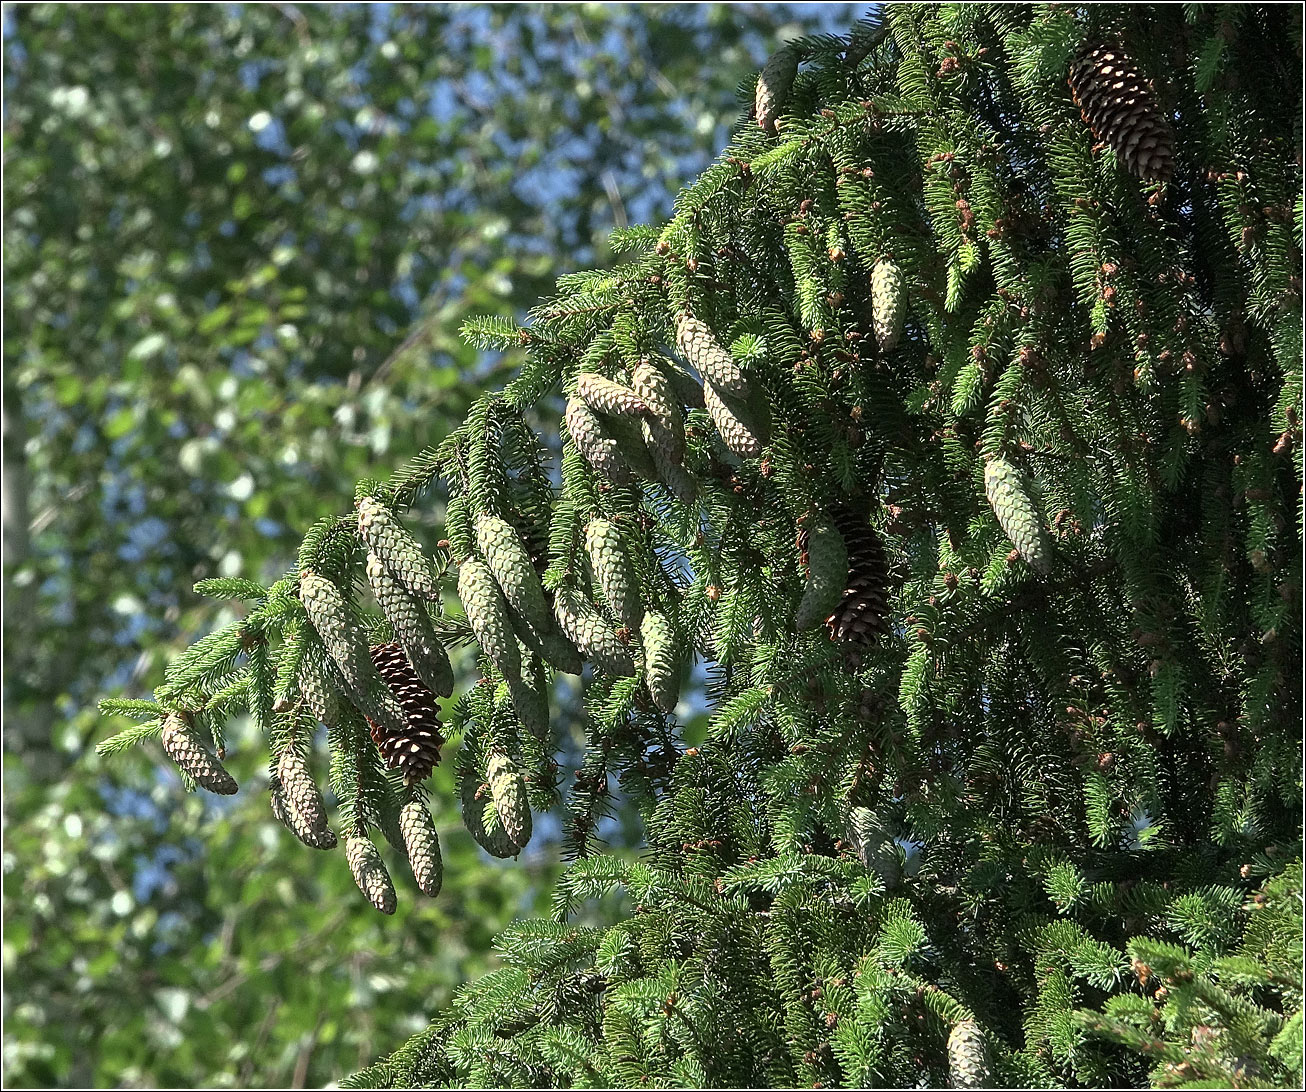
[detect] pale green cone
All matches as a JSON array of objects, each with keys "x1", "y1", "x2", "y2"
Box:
[
  {"x1": 983, "y1": 456, "x2": 1051, "y2": 574},
  {"x1": 584, "y1": 518, "x2": 642, "y2": 631},
  {"x1": 474, "y1": 514, "x2": 582, "y2": 675},
  {"x1": 457, "y1": 556, "x2": 523, "y2": 683},
  {"x1": 345, "y1": 835, "x2": 397, "y2": 914},
  {"x1": 486, "y1": 752, "x2": 533, "y2": 849},
  {"x1": 399, "y1": 799, "x2": 443, "y2": 898},
  {"x1": 160, "y1": 713, "x2": 237, "y2": 795},
  {"x1": 795, "y1": 518, "x2": 848, "y2": 630},
  {"x1": 366, "y1": 552, "x2": 454, "y2": 697},
  {"x1": 641, "y1": 610, "x2": 680, "y2": 713},
  {"x1": 871, "y1": 259, "x2": 906, "y2": 352},
  {"x1": 356, "y1": 496, "x2": 442, "y2": 600},
  {"x1": 576, "y1": 372, "x2": 647, "y2": 417},
  {"x1": 553, "y1": 585, "x2": 636, "y2": 677}
]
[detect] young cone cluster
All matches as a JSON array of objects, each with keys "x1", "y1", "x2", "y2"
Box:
[
  {"x1": 160, "y1": 713, "x2": 237, "y2": 795},
  {"x1": 367, "y1": 643, "x2": 444, "y2": 784},
  {"x1": 1068, "y1": 38, "x2": 1174, "y2": 181},
  {"x1": 345, "y1": 835, "x2": 396, "y2": 915}
]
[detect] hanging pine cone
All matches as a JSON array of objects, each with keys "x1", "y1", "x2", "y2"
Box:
[
  {"x1": 460, "y1": 768, "x2": 521, "y2": 858},
  {"x1": 356, "y1": 496, "x2": 443, "y2": 600},
  {"x1": 160, "y1": 713, "x2": 238, "y2": 795},
  {"x1": 457, "y1": 555, "x2": 523, "y2": 682},
  {"x1": 367, "y1": 643, "x2": 444, "y2": 784},
  {"x1": 565, "y1": 394, "x2": 635, "y2": 485},
  {"x1": 486, "y1": 752, "x2": 533, "y2": 849},
  {"x1": 826, "y1": 510, "x2": 891, "y2": 664},
  {"x1": 641, "y1": 610, "x2": 680, "y2": 713},
  {"x1": 871, "y1": 259, "x2": 906, "y2": 351},
  {"x1": 632, "y1": 360, "x2": 687, "y2": 475},
  {"x1": 399, "y1": 799, "x2": 443, "y2": 898},
  {"x1": 346, "y1": 835, "x2": 397, "y2": 914},
  {"x1": 703, "y1": 380, "x2": 768, "y2": 458},
  {"x1": 1068, "y1": 38, "x2": 1174, "y2": 181},
  {"x1": 575, "y1": 372, "x2": 648, "y2": 417},
  {"x1": 553, "y1": 585, "x2": 636, "y2": 677},
  {"x1": 755, "y1": 45, "x2": 799, "y2": 133},
  {"x1": 584, "y1": 518, "x2": 642, "y2": 632},
  {"x1": 274, "y1": 749, "x2": 335, "y2": 849},
  {"x1": 675, "y1": 314, "x2": 748, "y2": 395},
  {"x1": 983, "y1": 456, "x2": 1051, "y2": 574},
  {"x1": 795, "y1": 517, "x2": 848, "y2": 630},
  {"x1": 365, "y1": 552, "x2": 455, "y2": 697},
  {"x1": 475, "y1": 514, "x2": 582, "y2": 675},
  {"x1": 947, "y1": 1019, "x2": 992, "y2": 1089}
]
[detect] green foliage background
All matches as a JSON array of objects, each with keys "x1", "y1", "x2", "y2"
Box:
[{"x1": 0, "y1": 5, "x2": 859, "y2": 1086}]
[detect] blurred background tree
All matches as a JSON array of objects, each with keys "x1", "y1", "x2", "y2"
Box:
[{"x1": 1, "y1": 4, "x2": 861, "y2": 1086}]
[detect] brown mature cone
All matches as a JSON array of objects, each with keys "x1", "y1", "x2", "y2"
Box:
[
  {"x1": 825, "y1": 509, "x2": 891, "y2": 666},
  {"x1": 1068, "y1": 38, "x2": 1174, "y2": 181},
  {"x1": 367, "y1": 643, "x2": 444, "y2": 784}
]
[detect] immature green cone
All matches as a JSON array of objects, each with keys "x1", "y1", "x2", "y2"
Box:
[
  {"x1": 704, "y1": 379, "x2": 766, "y2": 458},
  {"x1": 632, "y1": 360, "x2": 685, "y2": 466},
  {"x1": 299, "y1": 644, "x2": 346, "y2": 728},
  {"x1": 160, "y1": 713, "x2": 237, "y2": 795},
  {"x1": 983, "y1": 456, "x2": 1051, "y2": 574},
  {"x1": 457, "y1": 556, "x2": 523, "y2": 682},
  {"x1": 460, "y1": 769, "x2": 521, "y2": 858},
  {"x1": 298, "y1": 571, "x2": 374, "y2": 696},
  {"x1": 795, "y1": 518, "x2": 848, "y2": 630},
  {"x1": 486, "y1": 752, "x2": 533, "y2": 849},
  {"x1": 947, "y1": 1020, "x2": 991, "y2": 1089},
  {"x1": 575, "y1": 372, "x2": 647, "y2": 417},
  {"x1": 399, "y1": 800, "x2": 443, "y2": 898},
  {"x1": 356, "y1": 496, "x2": 442, "y2": 601},
  {"x1": 871, "y1": 259, "x2": 906, "y2": 351},
  {"x1": 675, "y1": 314, "x2": 748, "y2": 396},
  {"x1": 1068, "y1": 38, "x2": 1174, "y2": 181},
  {"x1": 584, "y1": 518, "x2": 642, "y2": 631},
  {"x1": 507, "y1": 671, "x2": 551, "y2": 741},
  {"x1": 474, "y1": 514, "x2": 582, "y2": 675},
  {"x1": 641, "y1": 610, "x2": 680, "y2": 713},
  {"x1": 843, "y1": 804, "x2": 900, "y2": 886},
  {"x1": 275, "y1": 749, "x2": 335, "y2": 849},
  {"x1": 346, "y1": 835, "x2": 397, "y2": 914},
  {"x1": 633, "y1": 361, "x2": 696, "y2": 500},
  {"x1": 554, "y1": 585, "x2": 636, "y2": 677},
  {"x1": 755, "y1": 45, "x2": 799, "y2": 133},
  {"x1": 565, "y1": 394, "x2": 634, "y2": 485},
  {"x1": 366, "y1": 552, "x2": 455, "y2": 697}
]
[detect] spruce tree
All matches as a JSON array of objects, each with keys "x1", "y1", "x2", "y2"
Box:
[{"x1": 99, "y1": 5, "x2": 1302, "y2": 1087}]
